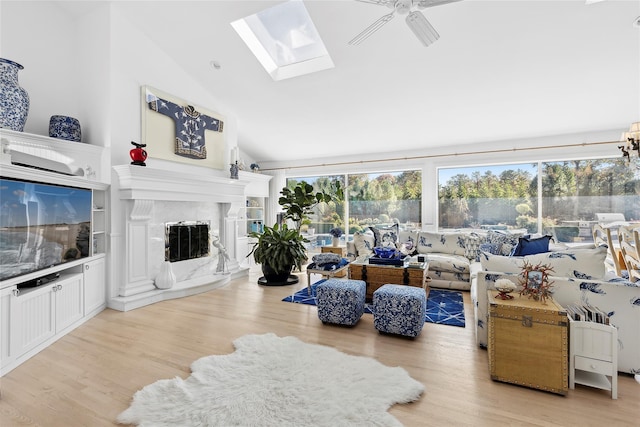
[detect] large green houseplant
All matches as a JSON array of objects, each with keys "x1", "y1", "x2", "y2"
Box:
[{"x1": 248, "y1": 180, "x2": 342, "y2": 284}]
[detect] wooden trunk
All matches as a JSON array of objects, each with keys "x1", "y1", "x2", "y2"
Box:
[
  {"x1": 488, "y1": 290, "x2": 568, "y2": 395},
  {"x1": 349, "y1": 264, "x2": 428, "y2": 300}
]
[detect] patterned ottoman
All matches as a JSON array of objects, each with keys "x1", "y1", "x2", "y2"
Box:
[
  {"x1": 316, "y1": 279, "x2": 366, "y2": 326},
  {"x1": 372, "y1": 284, "x2": 427, "y2": 338}
]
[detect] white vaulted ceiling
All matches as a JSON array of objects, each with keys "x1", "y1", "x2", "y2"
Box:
[{"x1": 59, "y1": 0, "x2": 640, "y2": 164}]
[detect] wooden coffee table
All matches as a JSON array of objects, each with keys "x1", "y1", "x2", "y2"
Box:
[{"x1": 349, "y1": 261, "x2": 429, "y2": 300}]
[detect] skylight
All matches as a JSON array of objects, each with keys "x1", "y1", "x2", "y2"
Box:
[{"x1": 231, "y1": 0, "x2": 334, "y2": 81}]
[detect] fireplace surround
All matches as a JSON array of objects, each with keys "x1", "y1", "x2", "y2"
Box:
[{"x1": 109, "y1": 165, "x2": 251, "y2": 311}]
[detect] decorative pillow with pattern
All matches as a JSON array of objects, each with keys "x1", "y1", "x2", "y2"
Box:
[
  {"x1": 396, "y1": 230, "x2": 418, "y2": 256},
  {"x1": 423, "y1": 253, "x2": 471, "y2": 273},
  {"x1": 370, "y1": 224, "x2": 399, "y2": 248},
  {"x1": 416, "y1": 231, "x2": 467, "y2": 256},
  {"x1": 353, "y1": 229, "x2": 375, "y2": 257},
  {"x1": 486, "y1": 230, "x2": 525, "y2": 256},
  {"x1": 463, "y1": 232, "x2": 489, "y2": 261}
]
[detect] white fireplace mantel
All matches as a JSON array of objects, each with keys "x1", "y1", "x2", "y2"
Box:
[{"x1": 113, "y1": 164, "x2": 250, "y2": 203}]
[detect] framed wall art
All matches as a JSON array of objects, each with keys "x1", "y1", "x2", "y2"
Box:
[
  {"x1": 141, "y1": 86, "x2": 226, "y2": 169},
  {"x1": 518, "y1": 261, "x2": 555, "y2": 303}
]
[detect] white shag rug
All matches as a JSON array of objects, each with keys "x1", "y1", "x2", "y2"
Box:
[{"x1": 117, "y1": 333, "x2": 424, "y2": 427}]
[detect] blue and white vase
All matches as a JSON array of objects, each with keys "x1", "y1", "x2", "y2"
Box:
[
  {"x1": 0, "y1": 58, "x2": 30, "y2": 132},
  {"x1": 49, "y1": 115, "x2": 82, "y2": 142}
]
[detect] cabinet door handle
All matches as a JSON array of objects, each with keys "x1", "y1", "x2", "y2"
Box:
[
  {"x1": 52, "y1": 286, "x2": 58, "y2": 292},
  {"x1": 12, "y1": 289, "x2": 20, "y2": 297},
  {"x1": 57, "y1": 284, "x2": 63, "y2": 291},
  {"x1": 85, "y1": 265, "x2": 89, "y2": 270}
]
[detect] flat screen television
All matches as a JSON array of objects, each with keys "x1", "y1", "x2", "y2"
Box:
[{"x1": 0, "y1": 177, "x2": 92, "y2": 282}]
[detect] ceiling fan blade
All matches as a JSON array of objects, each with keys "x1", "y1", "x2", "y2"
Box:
[
  {"x1": 416, "y1": 0, "x2": 464, "y2": 9},
  {"x1": 349, "y1": 12, "x2": 395, "y2": 45},
  {"x1": 353, "y1": 0, "x2": 395, "y2": 7},
  {"x1": 406, "y1": 11, "x2": 440, "y2": 47}
]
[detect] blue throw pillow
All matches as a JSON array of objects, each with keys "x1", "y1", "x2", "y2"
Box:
[{"x1": 513, "y1": 235, "x2": 552, "y2": 256}]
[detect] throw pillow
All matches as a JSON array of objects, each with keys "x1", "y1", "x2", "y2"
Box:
[
  {"x1": 396, "y1": 230, "x2": 418, "y2": 256},
  {"x1": 353, "y1": 229, "x2": 375, "y2": 257},
  {"x1": 513, "y1": 235, "x2": 552, "y2": 256},
  {"x1": 477, "y1": 242, "x2": 502, "y2": 261},
  {"x1": 486, "y1": 230, "x2": 525, "y2": 257},
  {"x1": 416, "y1": 231, "x2": 467, "y2": 256},
  {"x1": 464, "y1": 232, "x2": 488, "y2": 261},
  {"x1": 370, "y1": 224, "x2": 399, "y2": 248}
]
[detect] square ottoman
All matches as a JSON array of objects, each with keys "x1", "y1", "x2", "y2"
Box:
[
  {"x1": 373, "y1": 284, "x2": 427, "y2": 338},
  {"x1": 316, "y1": 279, "x2": 366, "y2": 326}
]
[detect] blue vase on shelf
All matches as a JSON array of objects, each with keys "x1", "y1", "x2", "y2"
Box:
[
  {"x1": 0, "y1": 58, "x2": 30, "y2": 132},
  {"x1": 49, "y1": 115, "x2": 82, "y2": 142}
]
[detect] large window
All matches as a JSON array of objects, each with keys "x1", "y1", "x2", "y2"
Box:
[
  {"x1": 438, "y1": 163, "x2": 537, "y2": 231},
  {"x1": 286, "y1": 169, "x2": 422, "y2": 240},
  {"x1": 347, "y1": 171, "x2": 421, "y2": 233},
  {"x1": 438, "y1": 158, "x2": 640, "y2": 243},
  {"x1": 285, "y1": 175, "x2": 345, "y2": 237}
]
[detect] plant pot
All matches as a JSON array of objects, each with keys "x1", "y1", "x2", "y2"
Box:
[
  {"x1": 259, "y1": 263, "x2": 298, "y2": 286},
  {"x1": 332, "y1": 237, "x2": 340, "y2": 247}
]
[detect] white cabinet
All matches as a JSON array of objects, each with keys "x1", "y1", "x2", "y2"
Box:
[
  {"x1": 84, "y1": 257, "x2": 106, "y2": 315},
  {"x1": 569, "y1": 318, "x2": 618, "y2": 399},
  {"x1": 1, "y1": 270, "x2": 95, "y2": 376},
  {"x1": 54, "y1": 274, "x2": 84, "y2": 332},
  {"x1": 0, "y1": 286, "x2": 19, "y2": 373},
  {"x1": 0, "y1": 129, "x2": 108, "y2": 377},
  {"x1": 12, "y1": 274, "x2": 83, "y2": 359}
]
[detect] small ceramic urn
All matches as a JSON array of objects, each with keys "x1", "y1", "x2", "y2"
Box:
[{"x1": 49, "y1": 115, "x2": 82, "y2": 142}]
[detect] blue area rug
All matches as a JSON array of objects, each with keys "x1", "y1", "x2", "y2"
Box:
[{"x1": 283, "y1": 280, "x2": 465, "y2": 327}]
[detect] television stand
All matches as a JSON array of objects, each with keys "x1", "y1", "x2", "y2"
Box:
[{"x1": 19, "y1": 272, "x2": 60, "y2": 289}]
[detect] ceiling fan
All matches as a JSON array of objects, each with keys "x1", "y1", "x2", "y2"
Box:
[{"x1": 349, "y1": 0, "x2": 463, "y2": 47}]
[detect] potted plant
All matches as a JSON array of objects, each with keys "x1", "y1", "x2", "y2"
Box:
[
  {"x1": 247, "y1": 223, "x2": 307, "y2": 284},
  {"x1": 329, "y1": 227, "x2": 343, "y2": 247},
  {"x1": 248, "y1": 180, "x2": 342, "y2": 285},
  {"x1": 278, "y1": 181, "x2": 342, "y2": 231}
]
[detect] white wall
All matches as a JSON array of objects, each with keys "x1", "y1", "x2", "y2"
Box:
[{"x1": 1, "y1": 1, "x2": 82, "y2": 137}]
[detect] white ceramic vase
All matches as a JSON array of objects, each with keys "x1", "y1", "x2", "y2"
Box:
[
  {"x1": 332, "y1": 237, "x2": 340, "y2": 247},
  {"x1": 155, "y1": 261, "x2": 176, "y2": 289}
]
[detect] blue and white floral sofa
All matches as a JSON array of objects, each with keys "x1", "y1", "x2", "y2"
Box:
[
  {"x1": 471, "y1": 246, "x2": 640, "y2": 375},
  {"x1": 347, "y1": 227, "x2": 527, "y2": 291},
  {"x1": 412, "y1": 229, "x2": 525, "y2": 291}
]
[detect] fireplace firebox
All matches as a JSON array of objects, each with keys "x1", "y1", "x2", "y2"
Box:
[{"x1": 165, "y1": 221, "x2": 210, "y2": 262}]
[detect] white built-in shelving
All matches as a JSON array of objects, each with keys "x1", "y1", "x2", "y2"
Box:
[{"x1": 0, "y1": 129, "x2": 109, "y2": 377}]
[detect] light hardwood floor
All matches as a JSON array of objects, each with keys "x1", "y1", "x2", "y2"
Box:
[{"x1": 1, "y1": 267, "x2": 638, "y2": 426}]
